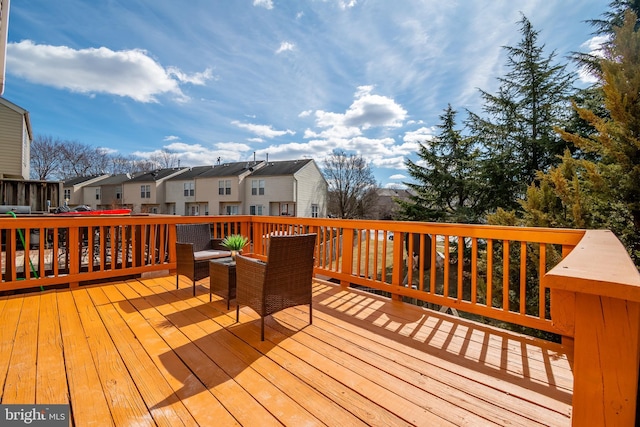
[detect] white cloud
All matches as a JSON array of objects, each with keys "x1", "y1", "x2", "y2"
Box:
[
  {"x1": 312, "y1": 86, "x2": 407, "y2": 131},
  {"x1": 337, "y1": 0, "x2": 357, "y2": 9},
  {"x1": 577, "y1": 35, "x2": 610, "y2": 84},
  {"x1": 163, "y1": 135, "x2": 180, "y2": 142},
  {"x1": 276, "y1": 42, "x2": 296, "y2": 54},
  {"x1": 167, "y1": 67, "x2": 215, "y2": 85},
  {"x1": 231, "y1": 120, "x2": 296, "y2": 138},
  {"x1": 253, "y1": 0, "x2": 274, "y2": 9},
  {"x1": 6, "y1": 40, "x2": 212, "y2": 103},
  {"x1": 403, "y1": 127, "x2": 436, "y2": 144},
  {"x1": 389, "y1": 174, "x2": 406, "y2": 180},
  {"x1": 582, "y1": 35, "x2": 609, "y2": 55}
]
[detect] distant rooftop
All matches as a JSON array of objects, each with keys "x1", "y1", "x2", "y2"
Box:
[{"x1": 249, "y1": 159, "x2": 313, "y2": 176}]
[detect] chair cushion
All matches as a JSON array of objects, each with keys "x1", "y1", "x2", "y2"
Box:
[{"x1": 194, "y1": 250, "x2": 231, "y2": 261}]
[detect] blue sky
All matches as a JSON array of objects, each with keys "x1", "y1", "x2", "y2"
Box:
[{"x1": 4, "y1": 0, "x2": 608, "y2": 187}]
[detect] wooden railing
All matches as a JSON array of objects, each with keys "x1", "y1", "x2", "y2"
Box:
[
  {"x1": 0, "y1": 214, "x2": 249, "y2": 291},
  {"x1": 1, "y1": 214, "x2": 638, "y2": 425},
  {"x1": 246, "y1": 217, "x2": 585, "y2": 336}
]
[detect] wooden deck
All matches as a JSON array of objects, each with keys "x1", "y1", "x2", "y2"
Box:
[{"x1": 0, "y1": 275, "x2": 573, "y2": 426}]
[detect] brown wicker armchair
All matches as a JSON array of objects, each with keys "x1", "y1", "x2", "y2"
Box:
[
  {"x1": 235, "y1": 233, "x2": 317, "y2": 341},
  {"x1": 176, "y1": 223, "x2": 231, "y2": 295}
]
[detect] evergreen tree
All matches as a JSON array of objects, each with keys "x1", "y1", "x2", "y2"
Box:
[
  {"x1": 573, "y1": 0, "x2": 640, "y2": 75},
  {"x1": 398, "y1": 105, "x2": 483, "y2": 223},
  {"x1": 507, "y1": 11, "x2": 640, "y2": 266},
  {"x1": 467, "y1": 15, "x2": 575, "y2": 213}
]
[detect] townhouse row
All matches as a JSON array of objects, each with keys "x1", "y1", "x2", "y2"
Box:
[{"x1": 63, "y1": 159, "x2": 328, "y2": 217}]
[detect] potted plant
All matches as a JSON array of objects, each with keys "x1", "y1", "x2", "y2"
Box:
[{"x1": 220, "y1": 234, "x2": 248, "y2": 259}]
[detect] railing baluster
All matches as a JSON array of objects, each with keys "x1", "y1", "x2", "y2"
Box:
[
  {"x1": 539, "y1": 243, "x2": 547, "y2": 319},
  {"x1": 503, "y1": 240, "x2": 510, "y2": 311},
  {"x1": 520, "y1": 241, "x2": 527, "y2": 315}
]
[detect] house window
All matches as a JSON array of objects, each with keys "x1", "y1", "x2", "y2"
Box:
[
  {"x1": 190, "y1": 206, "x2": 199, "y2": 216},
  {"x1": 225, "y1": 205, "x2": 239, "y2": 215},
  {"x1": 116, "y1": 190, "x2": 121, "y2": 200},
  {"x1": 184, "y1": 182, "x2": 194, "y2": 197},
  {"x1": 250, "y1": 205, "x2": 263, "y2": 215},
  {"x1": 141, "y1": 185, "x2": 151, "y2": 198},
  {"x1": 280, "y1": 203, "x2": 293, "y2": 216},
  {"x1": 251, "y1": 179, "x2": 265, "y2": 195},
  {"x1": 311, "y1": 204, "x2": 319, "y2": 218},
  {"x1": 63, "y1": 188, "x2": 71, "y2": 200},
  {"x1": 218, "y1": 180, "x2": 231, "y2": 195},
  {"x1": 95, "y1": 188, "x2": 101, "y2": 200}
]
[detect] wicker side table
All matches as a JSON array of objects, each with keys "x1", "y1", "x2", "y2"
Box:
[{"x1": 209, "y1": 257, "x2": 236, "y2": 309}]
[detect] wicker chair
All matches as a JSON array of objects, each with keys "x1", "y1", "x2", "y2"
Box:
[
  {"x1": 235, "y1": 233, "x2": 317, "y2": 341},
  {"x1": 176, "y1": 223, "x2": 230, "y2": 295}
]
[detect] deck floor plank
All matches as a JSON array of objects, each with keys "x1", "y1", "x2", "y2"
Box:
[
  {"x1": 56, "y1": 290, "x2": 114, "y2": 426},
  {"x1": 3, "y1": 295, "x2": 39, "y2": 404},
  {"x1": 0, "y1": 275, "x2": 573, "y2": 426},
  {"x1": 36, "y1": 291, "x2": 68, "y2": 405},
  {"x1": 0, "y1": 297, "x2": 23, "y2": 402}
]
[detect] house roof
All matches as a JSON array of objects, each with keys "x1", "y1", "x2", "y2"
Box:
[
  {"x1": 168, "y1": 165, "x2": 214, "y2": 180},
  {"x1": 63, "y1": 175, "x2": 106, "y2": 187},
  {"x1": 249, "y1": 159, "x2": 313, "y2": 177},
  {"x1": 197, "y1": 162, "x2": 260, "y2": 178},
  {"x1": 91, "y1": 173, "x2": 134, "y2": 186},
  {"x1": 128, "y1": 168, "x2": 187, "y2": 182},
  {"x1": 376, "y1": 188, "x2": 415, "y2": 198}
]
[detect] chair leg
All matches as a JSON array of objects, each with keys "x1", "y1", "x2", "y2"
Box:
[
  {"x1": 309, "y1": 302, "x2": 313, "y2": 325},
  {"x1": 192, "y1": 279, "x2": 196, "y2": 296},
  {"x1": 261, "y1": 317, "x2": 265, "y2": 341},
  {"x1": 176, "y1": 275, "x2": 179, "y2": 289},
  {"x1": 236, "y1": 305, "x2": 240, "y2": 322}
]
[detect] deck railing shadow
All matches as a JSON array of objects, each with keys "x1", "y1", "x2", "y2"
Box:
[{"x1": 310, "y1": 280, "x2": 573, "y2": 405}]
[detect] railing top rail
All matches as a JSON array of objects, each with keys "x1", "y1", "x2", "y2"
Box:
[{"x1": 544, "y1": 229, "x2": 640, "y2": 302}]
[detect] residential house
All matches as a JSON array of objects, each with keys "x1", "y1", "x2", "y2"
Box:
[
  {"x1": 62, "y1": 174, "x2": 110, "y2": 207},
  {"x1": 372, "y1": 187, "x2": 415, "y2": 220},
  {"x1": 82, "y1": 173, "x2": 134, "y2": 210},
  {"x1": 195, "y1": 161, "x2": 265, "y2": 215},
  {"x1": 165, "y1": 165, "x2": 214, "y2": 215},
  {"x1": 245, "y1": 159, "x2": 327, "y2": 217},
  {"x1": 123, "y1": 168, "x2": 187, "y2": 214},
  {"x1": 0, "y1": 97, "x2": 32, "y2": 180}
]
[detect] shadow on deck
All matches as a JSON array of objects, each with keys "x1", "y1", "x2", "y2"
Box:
[{"x1": 0, "y1": 275, "x2": 573, "y2": 426}]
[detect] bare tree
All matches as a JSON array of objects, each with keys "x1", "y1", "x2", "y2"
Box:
[
  {"x1": 323, "y1": 150, "x2": 378, "y2": 219},
  {"x1": 149, "y1": 148, "x2": 179, "y2": 169},
  {"x1": 57, "y1": 140, "x2": 95, "y2": 178},
  {"x1": 30, "y1": 134, "x2": 62, "y2": 180}
]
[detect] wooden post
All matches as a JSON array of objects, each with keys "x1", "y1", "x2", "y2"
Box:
[
  {"x1": 544, "y1": 230, "x2": 640, "y2": 426},
  {"x1": 340, "y1": 228, "x2": 354, "y2": 289}
]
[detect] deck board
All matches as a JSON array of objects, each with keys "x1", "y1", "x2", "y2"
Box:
[{"x1": 0, "y1": 276, "x2": 573, "y2": 426}]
